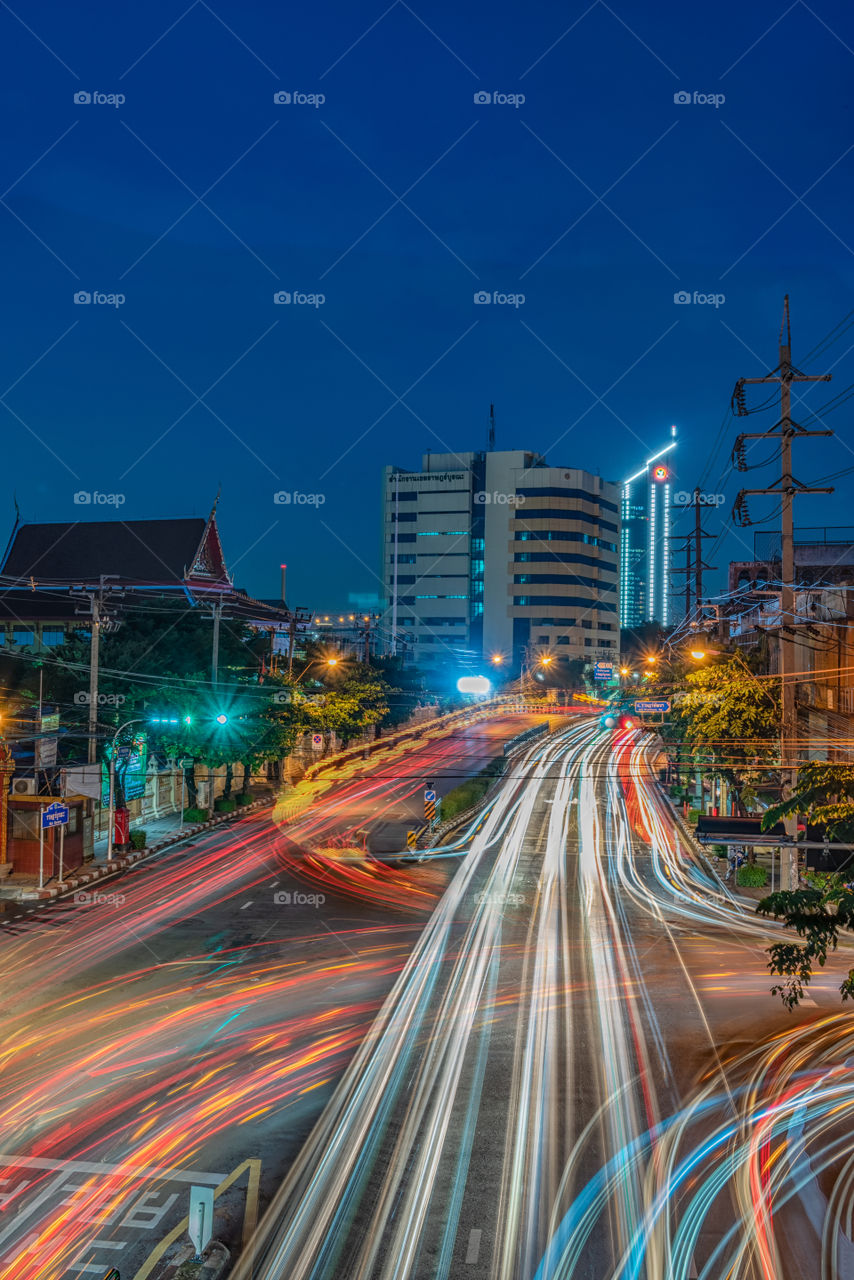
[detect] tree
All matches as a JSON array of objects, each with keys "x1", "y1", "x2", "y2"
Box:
[
  {"x1": 757, "y1": 874, "x2": 854, "y2": 1008},
  {"x1": 761, "y1": 762, "x2": 854, "y2": 842},
  {"x1": 671, "y1": 656, "x2": 780, "y2": 817},
  {"x1": 298, "y1": 664, "x2": 392, "y2": 744}
]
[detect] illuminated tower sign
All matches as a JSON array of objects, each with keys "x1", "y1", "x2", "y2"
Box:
[{"x1": 620, "y1": 427, "x2": 677, "y2": 628}]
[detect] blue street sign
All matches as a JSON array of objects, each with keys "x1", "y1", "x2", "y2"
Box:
[
  {"x1": 42, "y1": 802, "x2": 69, "y2": 828},
  {"x1": 633, "y1": 700, "x2": 670, "y2": 713},
  {"x1": 424, "y1": 789, "x2": 436, "y2": 803},
  {"x1": 593, "y1": 663, "x2": 615, "y2": 681}
]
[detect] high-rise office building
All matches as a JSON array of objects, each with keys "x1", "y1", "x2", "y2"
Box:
[
  {"x1": 382, "y1": 450, "x2": 620, "y2": 674},
  {"x1": 619, "y1": 427, "x2": 677, "y2": 629}
]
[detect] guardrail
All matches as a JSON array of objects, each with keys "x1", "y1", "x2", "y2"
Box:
[{"x1": 503, "y1": 720, "x2": 549, "y2": 755}]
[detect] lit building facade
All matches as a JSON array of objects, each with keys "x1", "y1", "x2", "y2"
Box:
[
  {"x1": 619, "y1": 429, "x2": 677, "y2": 628},
  {"x1": 382, "y1": 450, "x2": 620, "y2": 672}
]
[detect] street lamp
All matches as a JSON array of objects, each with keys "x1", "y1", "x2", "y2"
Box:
[{"x1": 294, "y1": 655, "x2": 340, "y2": 684}]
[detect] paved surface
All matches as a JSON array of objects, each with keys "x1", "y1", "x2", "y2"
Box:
[
  {"x1": 234, "y1": 723, "x2": 854, "y2": 1280},
  {"x1": 5, "y1": 714, "x2": 853, "y2": 1280},
  {"x1": 0, "y1": 714, "x2": 539, "y2": 1280}
]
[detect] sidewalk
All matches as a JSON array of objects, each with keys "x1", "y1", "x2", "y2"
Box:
[{"x1": 0, "y1": 793, "x2": 273, "y2": 903}]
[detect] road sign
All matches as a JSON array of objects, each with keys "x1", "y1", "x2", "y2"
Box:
[
  {"x1": 188, "y1": 1184, "x2": 214, "y2": 1259},
  {"x1": 593, "y1": 663, "x2": 615, "y2": 682},
  {"x1": 179, "y1": 757, "x2": 194, "y2": 769},
  {"x1": 424, "y1": 789, "x2": 436, "y2": 803},
  {"x1": 311, "y1": 733, "x2": 324, "y2": 752},
  {"x1": 41, "y1": 802, "x2": 69, "y2": 829},
  {"x1": 406, "y1": 830, "x2": 418, "y2": 850},
  {"x1": 633, "y1": 700, "x2": 670, "y2": 713},
  {"x1": 424, "y1": 789, "x2": 436, "y2": 824}
]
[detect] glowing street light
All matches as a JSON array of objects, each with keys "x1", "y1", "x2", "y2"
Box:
[
  {"x1": 690, "y1": 649, "x2": 707, "y2": 660},
  {"x1": 490, "y1": 653, "x2": 505, "y2": 666},
  {"x1": 215, "y1": 713, "x2": 229, "y2": 725}
]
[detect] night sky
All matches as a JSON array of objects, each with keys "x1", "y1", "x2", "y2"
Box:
[{"x1": 2, "y1": 0, "x2": 853, "y2": 610}]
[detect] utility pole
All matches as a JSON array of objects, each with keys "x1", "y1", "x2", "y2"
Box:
[
  {"x1": 670, "y1": 533, "x2": 692, "y2": 621},
  {"x1": 731, "y1": 295, "x2": 833, "y2": 889},
  {"x1": 71, "y1": 575, "x2": 122, "y2": 858},
  {"x1": 287, "y1": 606, "x2": 312, "y2": 677},
  {"x1": 671, "y1": 488, "x2": 715, "y2": 624},
  {"x1": 211, "y1": 598, "x2": 222, "y2": 688}
]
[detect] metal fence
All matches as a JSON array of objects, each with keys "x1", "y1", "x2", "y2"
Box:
[{"x1": 754, "y1": 528, "x2": 854, "y2": 560}]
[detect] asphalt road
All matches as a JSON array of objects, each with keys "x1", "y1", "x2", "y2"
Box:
[
  {"x1": 7, "y1": 714, "x2": 854, "y2": 1280},
  {"x1": 0, "y1": 713, "x2": 542, "y2": 1280},
  {"x1": 234, "y1": 722, "x2": 854, "y2": 1280}
]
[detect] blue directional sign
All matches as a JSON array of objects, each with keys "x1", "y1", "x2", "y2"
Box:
[
  {"x1": 424, "y1": 790, "x2": 436, "y2": 803},
  {"x1": 593, "y1": 663, "x2": 615, "y2": 682},
  {"x1": 41, "y1": 802, "x2": 69, "y2": 828},
  {"x1": 633, "y1": 700, "x2": 670, "y2": 713}
]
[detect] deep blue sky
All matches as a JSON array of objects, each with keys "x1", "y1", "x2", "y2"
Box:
[{"x1": 2, "y1": 0, "x2": 853, "y2": 610}]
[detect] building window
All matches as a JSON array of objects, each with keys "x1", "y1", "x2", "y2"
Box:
[
  {"x1": 512, "y1": 509, "x2": 617, "y2": 532},
  {"x1": 515, "y1": 487, "x2": 619, "y2": 513},
  {"x1": 41, "y1": 629, "x2": 65, "y2": 646},
  {"x1": 513, "y1": 596, "x2": 617, "y2": 611},
  {"x1": 11, "y1": 809, "x2": 40, "y2": 840},
  {"x1": 12, "y1": 629, "x2": 34, "y2": 647},
  {"x1": 392, "y1": 512, "x2": 417, "y2": 522},
  {"x1": 389, "y1": 532, "x2": 416, "y2": 543},
  {"x1": 584, "y1": 638, "x2": 593, "y2": 647}
]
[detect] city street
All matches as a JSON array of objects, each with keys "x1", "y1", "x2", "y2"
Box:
[
  {"x1": 0, "y1": 714, "x2": 540, "y2": 1280},
  {"x1": 4, "y1": 714, "x2": 854, "y2": 1279},
  {"x1": 234, "y1": 720, "x2": 854, "y2": 1280}
]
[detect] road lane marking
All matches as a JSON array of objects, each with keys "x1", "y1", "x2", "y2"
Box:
[
  {"x1": 465, "y1": 1229, "x2": 482, "y2": 1263},
  {"x1": 134, "y1": 1157, "x2": 261, "y2": 1280},
  {"x1": 0, "y1": 1154, "x2": 224, "y2": 1184},
  {"x1": 241, "y1": 901, "x2": 253, "y2": 909}
]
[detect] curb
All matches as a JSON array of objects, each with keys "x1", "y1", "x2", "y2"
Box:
[{"x1": 20, "y1": 798, "x2": 270, "y2": 902}]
